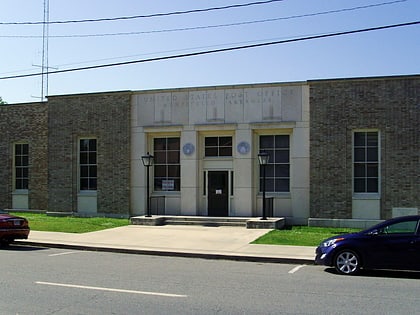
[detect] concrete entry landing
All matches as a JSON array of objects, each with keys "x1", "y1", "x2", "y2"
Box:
[{"x1": 130, "y1": 216, "x2": 285, "y2": 229}]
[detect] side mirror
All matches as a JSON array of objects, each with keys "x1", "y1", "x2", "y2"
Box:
[{"x1": 367, "y1": 229, "x2": 379, "y2": 236}]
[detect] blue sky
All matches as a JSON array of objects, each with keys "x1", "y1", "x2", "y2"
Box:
[{"x1": 1, "y1": 0, "x2": 419, "y2": 104}]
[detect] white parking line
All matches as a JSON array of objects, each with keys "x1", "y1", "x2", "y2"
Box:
[
  {"x1": 48, "y1": 251, "x2": 79, "y2": 257},
  {"x1": 35, "y1": 281, "x2": 188, "y2": 298},
  {"x1": 288, "y1": 265, "x2": 305, "y2": 274}
]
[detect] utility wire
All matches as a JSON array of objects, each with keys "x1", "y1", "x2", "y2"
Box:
[
  {"x1": 0, "y1": 0, "x2": 284, "y2": 25},
  {"x1": 0, "y1": 33, "x2": 329, "y2": 75},
  {"x1": 0, "y1": 21, "x2": 418, "y2": 81},
  {"x1": 0, "y1": 0, "x2": 411, "y2": 73},
  {"x1": 0, "y1": 0, "x2": 409, "y2": 38}
]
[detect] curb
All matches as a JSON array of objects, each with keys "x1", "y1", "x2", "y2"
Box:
[{"x1": 16, "y1": 241, "x2": 314, "y2": 265}]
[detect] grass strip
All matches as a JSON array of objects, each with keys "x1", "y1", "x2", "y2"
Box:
[
  {"x1": 251, "y1": 226, "x2": 360, "y2": 246},
  {"x1": 11, "y1": 212, "x2": 129, "y2": 233}
]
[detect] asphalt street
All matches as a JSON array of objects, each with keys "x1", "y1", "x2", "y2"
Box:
[{"x1": 1, "y1": 245, "x2": 419, "y2": 315}]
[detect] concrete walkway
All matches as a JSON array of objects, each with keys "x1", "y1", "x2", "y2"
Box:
[{"x1": 16, "y1": 225, "x2": 316, "y2": 264}]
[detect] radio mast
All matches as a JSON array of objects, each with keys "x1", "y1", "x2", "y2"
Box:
[{"x1": 41, "y1": 0, "x2": 49, "y2": 101}]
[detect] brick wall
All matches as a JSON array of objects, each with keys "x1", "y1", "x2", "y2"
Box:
[
  {"x1": 310, "y1": 76, "x2": 420, "y2": 219},
  {"x1": 47, "y1": 92, "x2": 131, "y2": 215},
  {"x1": 0, "y1": 102, "x2": 48, "y2": 209}
]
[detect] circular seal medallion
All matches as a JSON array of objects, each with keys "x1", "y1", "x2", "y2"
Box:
[
  {"x1": 182, "y1": 143, "x2": 195, "y2": 155},
  {"x1": 237, "y1": 141, "x2": 250, "y2": 155}
]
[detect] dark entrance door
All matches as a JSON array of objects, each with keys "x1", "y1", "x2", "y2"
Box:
[{"x1": 208, "y1": 171, "x2": 229, "y2": 217}]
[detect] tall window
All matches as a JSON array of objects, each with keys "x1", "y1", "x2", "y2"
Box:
[
  {"x1": 154, "y1": 138, "x2": 180, "y2": 191},
  {"x1": 354, "y1": 131, "x2": 379, "y2": 193},
  {"x1": 15, "y1": 143, "x2": 29, "y2": 190},
  {"x1": 259, "y1": 135, "x2": 290, "y2": 192},
  {"x1": 205, "y1": 136, "x2": 232, "y2": 157},
  {"x1": 79, "y1": 139, "x2": 97, "y2": 191}
]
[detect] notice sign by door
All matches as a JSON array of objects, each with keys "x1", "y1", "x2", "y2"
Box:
[
  {"x1": 162, "y1": 180, "x2": 174, "y2": 191},
  {"x1": 215, "y1": 189, "x2": 222, "y2": 195}
]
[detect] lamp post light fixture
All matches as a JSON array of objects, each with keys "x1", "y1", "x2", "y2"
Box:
[
  {"x1": 258, "y1": 152, "x2": 269, "y2": 220},
  {"x1": 141, "y1": 152, "x2": 154, "y2": 217}
]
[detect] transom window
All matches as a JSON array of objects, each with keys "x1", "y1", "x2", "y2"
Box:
[
  {"x1": 353, "y1": 132, "x2": 379, "y2": 193},
  {"x1": 205, "y1": 136, "x2": 232, "y2": 157},
  {"x1": 259, "y1": 135, "x2": 290, "y2": 192},
  {"x1": 15, "y1": 143, "x2": 29, "y2": 190},
  {"x1": 154, "y1": 138, "x2": 180, "y2": 191},
  {"x1": 79, "y1": 139, "x2": 97, "y2": 191}
]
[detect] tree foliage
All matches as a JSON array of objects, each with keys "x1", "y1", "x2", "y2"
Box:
[{"x1": 0, "y1": 96, "x2": 7, "y2": 105}]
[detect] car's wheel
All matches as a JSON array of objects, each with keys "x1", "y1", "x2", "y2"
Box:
[{"x1": 334, "y1": 250, "x2": 361, "y2": 275}]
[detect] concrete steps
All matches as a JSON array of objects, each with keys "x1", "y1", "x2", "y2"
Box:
[
  {"x1": 131, "y1": 216, "x2": 248, "y2": 227},
  {"x1": 130, "y1": 216, "x2": 286, "y2": 229},
  {"x1": 164, "y1": 216, "x2": 248, "y2": 227}
]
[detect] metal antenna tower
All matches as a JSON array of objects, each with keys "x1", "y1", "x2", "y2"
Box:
[{"x1": 41, "y1": 0, "x2": 49, "y2": 101}]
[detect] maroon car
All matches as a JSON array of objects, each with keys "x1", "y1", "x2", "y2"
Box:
[{"x1": 0, "y1": 210, "x2": 30, "y2": 246}]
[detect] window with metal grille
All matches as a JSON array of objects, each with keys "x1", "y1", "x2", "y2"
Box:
[
  {"x1": 259, "y1": 135, "x2": 290, "y2": 192},
  {"x1": 79, "y1": 139, "x2": 97, "y2": 191},
  {"x1": 154, "y1": 138, "x2": 180, "y2": 191},
  {"x1": 15, "y1": 143, "x2": 29, "y2": 190},
  {"x1": 353, "y1": 131, "x2": 379, "y2": 193}
]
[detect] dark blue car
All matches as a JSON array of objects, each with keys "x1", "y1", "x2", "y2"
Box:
[{"x1": 315, "y1": 215, "x2": 420, "y2": 275}]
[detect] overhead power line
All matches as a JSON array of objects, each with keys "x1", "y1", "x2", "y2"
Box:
[
  {"x1": 0, "y1": 0, "x2": 284, "y2": 25},
  {"x1": 0, "y1": 21, "x2": 419, "y2": 81},
  {"x1": 0, "y1": 0, "x2": 409, "y2": 38}
]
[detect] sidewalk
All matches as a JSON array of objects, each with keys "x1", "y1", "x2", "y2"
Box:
[{"x1": 16, "y1": 225, "x2": 316, "y2": 264}]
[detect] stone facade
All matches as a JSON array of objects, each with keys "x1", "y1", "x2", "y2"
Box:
[
  {"x1": 0, "y1": 102, "x2": 48, "y2": 209},
  {"x1": 47, "y1": 92, "x2": 132, "y2": 216},
  {"x1": 131, "y1": 83, "x2": 310, "y2": 224},
  {"x1": 310, "y1": 76, "x2": 420, "y2": 220}
]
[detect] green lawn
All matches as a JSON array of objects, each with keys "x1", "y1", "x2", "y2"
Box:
[
  {"x1": 11, "y1": 212, "x2": 130, "y2": 233},
  {"x1": 12, "y1": 212, "x2": 360, "y2": 246},
  {"x1": 251, "y1": 226, "x2": 360, "y2": 246}
]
